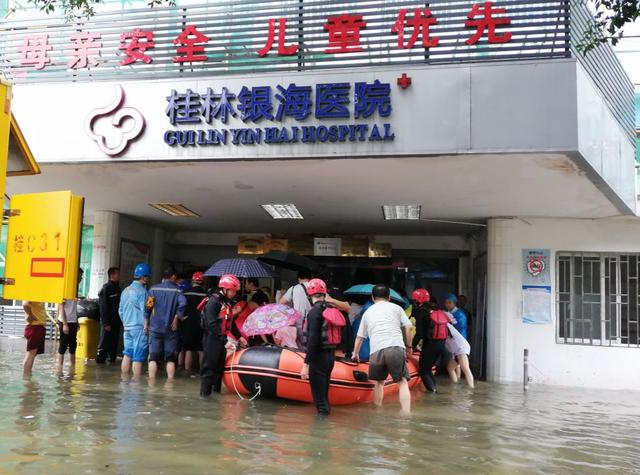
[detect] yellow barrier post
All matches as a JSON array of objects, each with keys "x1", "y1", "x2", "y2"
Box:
[{"x1": 76, "y1": 317, "x2": 99, "y2": 361}]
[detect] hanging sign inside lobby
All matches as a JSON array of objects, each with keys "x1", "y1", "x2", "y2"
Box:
[{"x1": 314, "y1": 238, "x2": 342, "y2": 257}]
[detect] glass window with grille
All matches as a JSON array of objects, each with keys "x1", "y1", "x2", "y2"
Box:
[{"x1": 557, "y1": 253, "x2": 640, "y2": 347}]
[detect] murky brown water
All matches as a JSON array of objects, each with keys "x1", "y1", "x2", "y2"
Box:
[{"x1": 1, "y1": 338, "x2": 639, "y2": 474}]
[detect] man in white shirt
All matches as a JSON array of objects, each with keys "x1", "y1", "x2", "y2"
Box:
[{"x1": 353, "y1": 284, "x2": 413, "y2": 413}]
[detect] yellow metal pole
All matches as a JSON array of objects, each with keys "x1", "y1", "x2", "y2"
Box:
[{"x1": 0, "y1": 80, "x2": 11, "y2": 200}]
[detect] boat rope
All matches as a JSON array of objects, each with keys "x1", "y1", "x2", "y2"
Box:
[{"x1": 229, "y1": 346, "x2": 262, "y2": 401}]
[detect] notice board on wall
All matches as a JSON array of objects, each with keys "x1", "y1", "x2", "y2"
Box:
[
  {"x1": 120, "y1": 239, "x2": 150, "y2": 286},
  {"x1": 521, "y1": 249, "x2": 552, "y2": 324}
]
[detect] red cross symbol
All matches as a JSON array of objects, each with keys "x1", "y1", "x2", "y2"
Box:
[{"x1": 397, "y1": 73, "x2": 412, "y2": 89}]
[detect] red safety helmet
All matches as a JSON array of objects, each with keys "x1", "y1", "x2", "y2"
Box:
[
  {"x1": 412, "y1": 288, "x2": 431, "y2": 304},
  {"x1": 192, "y1": 271, "x2": 205, "y2": 282},
  {"x1": 306, "y1": 278, "x2": 327, "y2": 296},
  {"x1": 219, "y1": 274, "x2": 241, "y2": 291}
]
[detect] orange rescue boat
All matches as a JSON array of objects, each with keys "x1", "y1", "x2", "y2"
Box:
[{"x1": 223, "y1": 345, "x2": 420, "y2": 405}]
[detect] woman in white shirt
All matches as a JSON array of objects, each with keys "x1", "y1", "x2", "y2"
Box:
[{"x1": 445, "y1": 323, "x2": 474, "y2": 388}]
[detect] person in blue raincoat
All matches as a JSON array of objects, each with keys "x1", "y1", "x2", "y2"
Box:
[
  {"x1": 119, "y1": 263, "x2": 151, "y2": 380},
  {"x1": 444, "y1": 294, "x2": 470, "y2": 383},
  {"x1": 351, "y1": 299, "x2": 372, "y2": 361},
  {"x1": 444, "y1": 294, "x2": 468, "y2": 340}
]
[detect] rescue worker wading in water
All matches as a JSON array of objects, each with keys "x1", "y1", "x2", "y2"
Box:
[
  {"x1": 411, "y1": 288, "x2": 451, "y2": 393},
  {"x1": 300, "y1": 278, "x2": 346, "y2": 416},
  {"x1": 200, "y1": 274, "x2": 241, "y2": 397}
]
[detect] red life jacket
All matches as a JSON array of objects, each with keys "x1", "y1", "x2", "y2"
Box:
[
  {"x1": 219, "y1": 303, "x2": 233, "y2": 336},
  {"x1": 198, "y1": 294, "x2": 233, "y2": 336},
  {"x1": 430, "y1": 310, "x2": 450, "y2": 340}
]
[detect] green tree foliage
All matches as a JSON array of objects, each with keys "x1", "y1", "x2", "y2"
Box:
[
  {"x1": 27, "y1": 0, "x2": 173, "y2": 21},
  {"x1": 579, "y1": 1, "x2": 640, "y2": 53}
]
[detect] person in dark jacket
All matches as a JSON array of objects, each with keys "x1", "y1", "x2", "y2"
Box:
[
  {"x1": 97, "y1": 267, "x2": 122, "y2": 364},
  {"x1": 145, "y1": 266, "x2": 187, "y2": 380},
  {"x1": 300, "y1": 278, "x2": 338, "y2": 416},
  {"x1": 411, "y1": 289, "x2": 431, "y2": 350},
  {"x1": 182, "y1": 272, "x2": 207, "y2": 373},
  {"x1": 411, "y1": 289, "x2": 451, "y2": 393},
  {"x1": 200, "y1": 274, "x2": 240, "y2": 397}
]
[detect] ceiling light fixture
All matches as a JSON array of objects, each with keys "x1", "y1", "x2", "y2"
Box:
[
  {"x1": 149, "y1": 203, "x2": 200, "y2": 217},
  {"x1": 382, "y1": 205, "x2": 421, "y2": 220},
  {"x1": 261, "y1": 204, "x2": 304, "y2": 220}
]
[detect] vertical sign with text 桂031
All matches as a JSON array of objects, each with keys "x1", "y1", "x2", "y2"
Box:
[{"x1": 4, "y1": 191, "x2": 83, "y2": 303}]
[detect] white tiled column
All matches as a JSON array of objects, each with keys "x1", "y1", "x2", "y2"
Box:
[
  {"x1": 88, "y1": 211, "x2": 120, "y2": 298},
  {"x1": 486, "y1": 218, "x2": 517, "y2": 382}
]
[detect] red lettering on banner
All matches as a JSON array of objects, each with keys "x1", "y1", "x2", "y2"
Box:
[
  {"x1": 19, "y1": 35, "x2": 52, "y2": 70},
  {"x1": 173, "y1": 25, "x2": 209, "y2": 63},
  {"x1": 465, "y1": 1, "x2": 512, "y2": 45},
  {"x1": 392, "y1": 8, "x2": 439, "y2": 49},
  {"x1": 258, "y1": 18, "x2": 299, "y2": 57},
  {"x1": 120, "y1": 28, "x2": 155, "y2": 65},
  {"x1": 324, "y1": 14, "x2": 367, "y2": 54},
  {"x1": 67, "y1": 32, "x2": 102, "y2": 69}
]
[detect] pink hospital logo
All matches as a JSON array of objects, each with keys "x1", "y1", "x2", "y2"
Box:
[{"x1": 84, "y1": 84, "x2": 145, "y2": 156}]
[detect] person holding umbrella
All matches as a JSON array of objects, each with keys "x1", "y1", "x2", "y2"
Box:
[
  {"x1": 200, "y1": 274, "x2": 241, "y2": 397},
  {"x1": 352, "y1": 285, "x2": 413, "y2": 413}
]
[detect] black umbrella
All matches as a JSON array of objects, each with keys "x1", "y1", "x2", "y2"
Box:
[{"x1": 258, "y1": 251, "x2": 319, "y2": 272}]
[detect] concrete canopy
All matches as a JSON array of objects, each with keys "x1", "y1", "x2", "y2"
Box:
[{"x1": 5, "y1": 153, "x2": 620, "y2": 235}]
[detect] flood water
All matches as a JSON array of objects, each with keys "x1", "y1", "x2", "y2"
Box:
[{"x1": 1, "y1": 338, "x2": 639, "y2": 475}]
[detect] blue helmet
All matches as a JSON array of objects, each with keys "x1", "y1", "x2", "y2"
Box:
[
  {"x1": 178, "y1": 280, "x2": 191, "y2": 292},
  {"x1": 134, "y1": 263, "x2": 151, "y2": 279},
  {"x1": 445, "y1": 293, "x2": 458, "y2": 304}
]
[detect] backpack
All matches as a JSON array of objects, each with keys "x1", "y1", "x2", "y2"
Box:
[
  {"x1": 430, "y1": 310, "x2": 450, "y2": 340},
  {"x1": 322, "y1": 307, "x2": 346, "y2": 346},
  {"x1": 303, "y1": 304, "x2": 346, "y2": 348}
]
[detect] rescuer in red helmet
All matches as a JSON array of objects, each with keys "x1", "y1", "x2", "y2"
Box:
[
  {"x1": 200, "y1": 274, "x2": 241, "y2": 397},
  {"x1": 411, "y1": 288, "x2": 451, "y2": 393},
  {"x1": 300, "y1": 278, "x2": 345, "y2": 416}
]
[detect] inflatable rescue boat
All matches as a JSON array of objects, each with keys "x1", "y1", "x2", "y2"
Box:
[{"x1": 223, "y1": 345, "x2": 420, "y2": 405}]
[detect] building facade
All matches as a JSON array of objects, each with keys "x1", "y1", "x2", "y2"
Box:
[{"x1": 1, "y1": 0, "x2": 638, "y2": 389}]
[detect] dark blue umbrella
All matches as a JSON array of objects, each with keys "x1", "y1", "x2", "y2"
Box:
[{"x1": 204, "y1": 258, "x2": 277, "y2": 278}]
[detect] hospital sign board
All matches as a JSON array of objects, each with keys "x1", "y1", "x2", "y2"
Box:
[{"x1": 4, "y1": 191, "x2": 84, "y2": 303}]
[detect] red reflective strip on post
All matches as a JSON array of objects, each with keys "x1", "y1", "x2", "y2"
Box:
[{"x1": 30, "y1": 257, "x2": 65, "y2": 277}]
